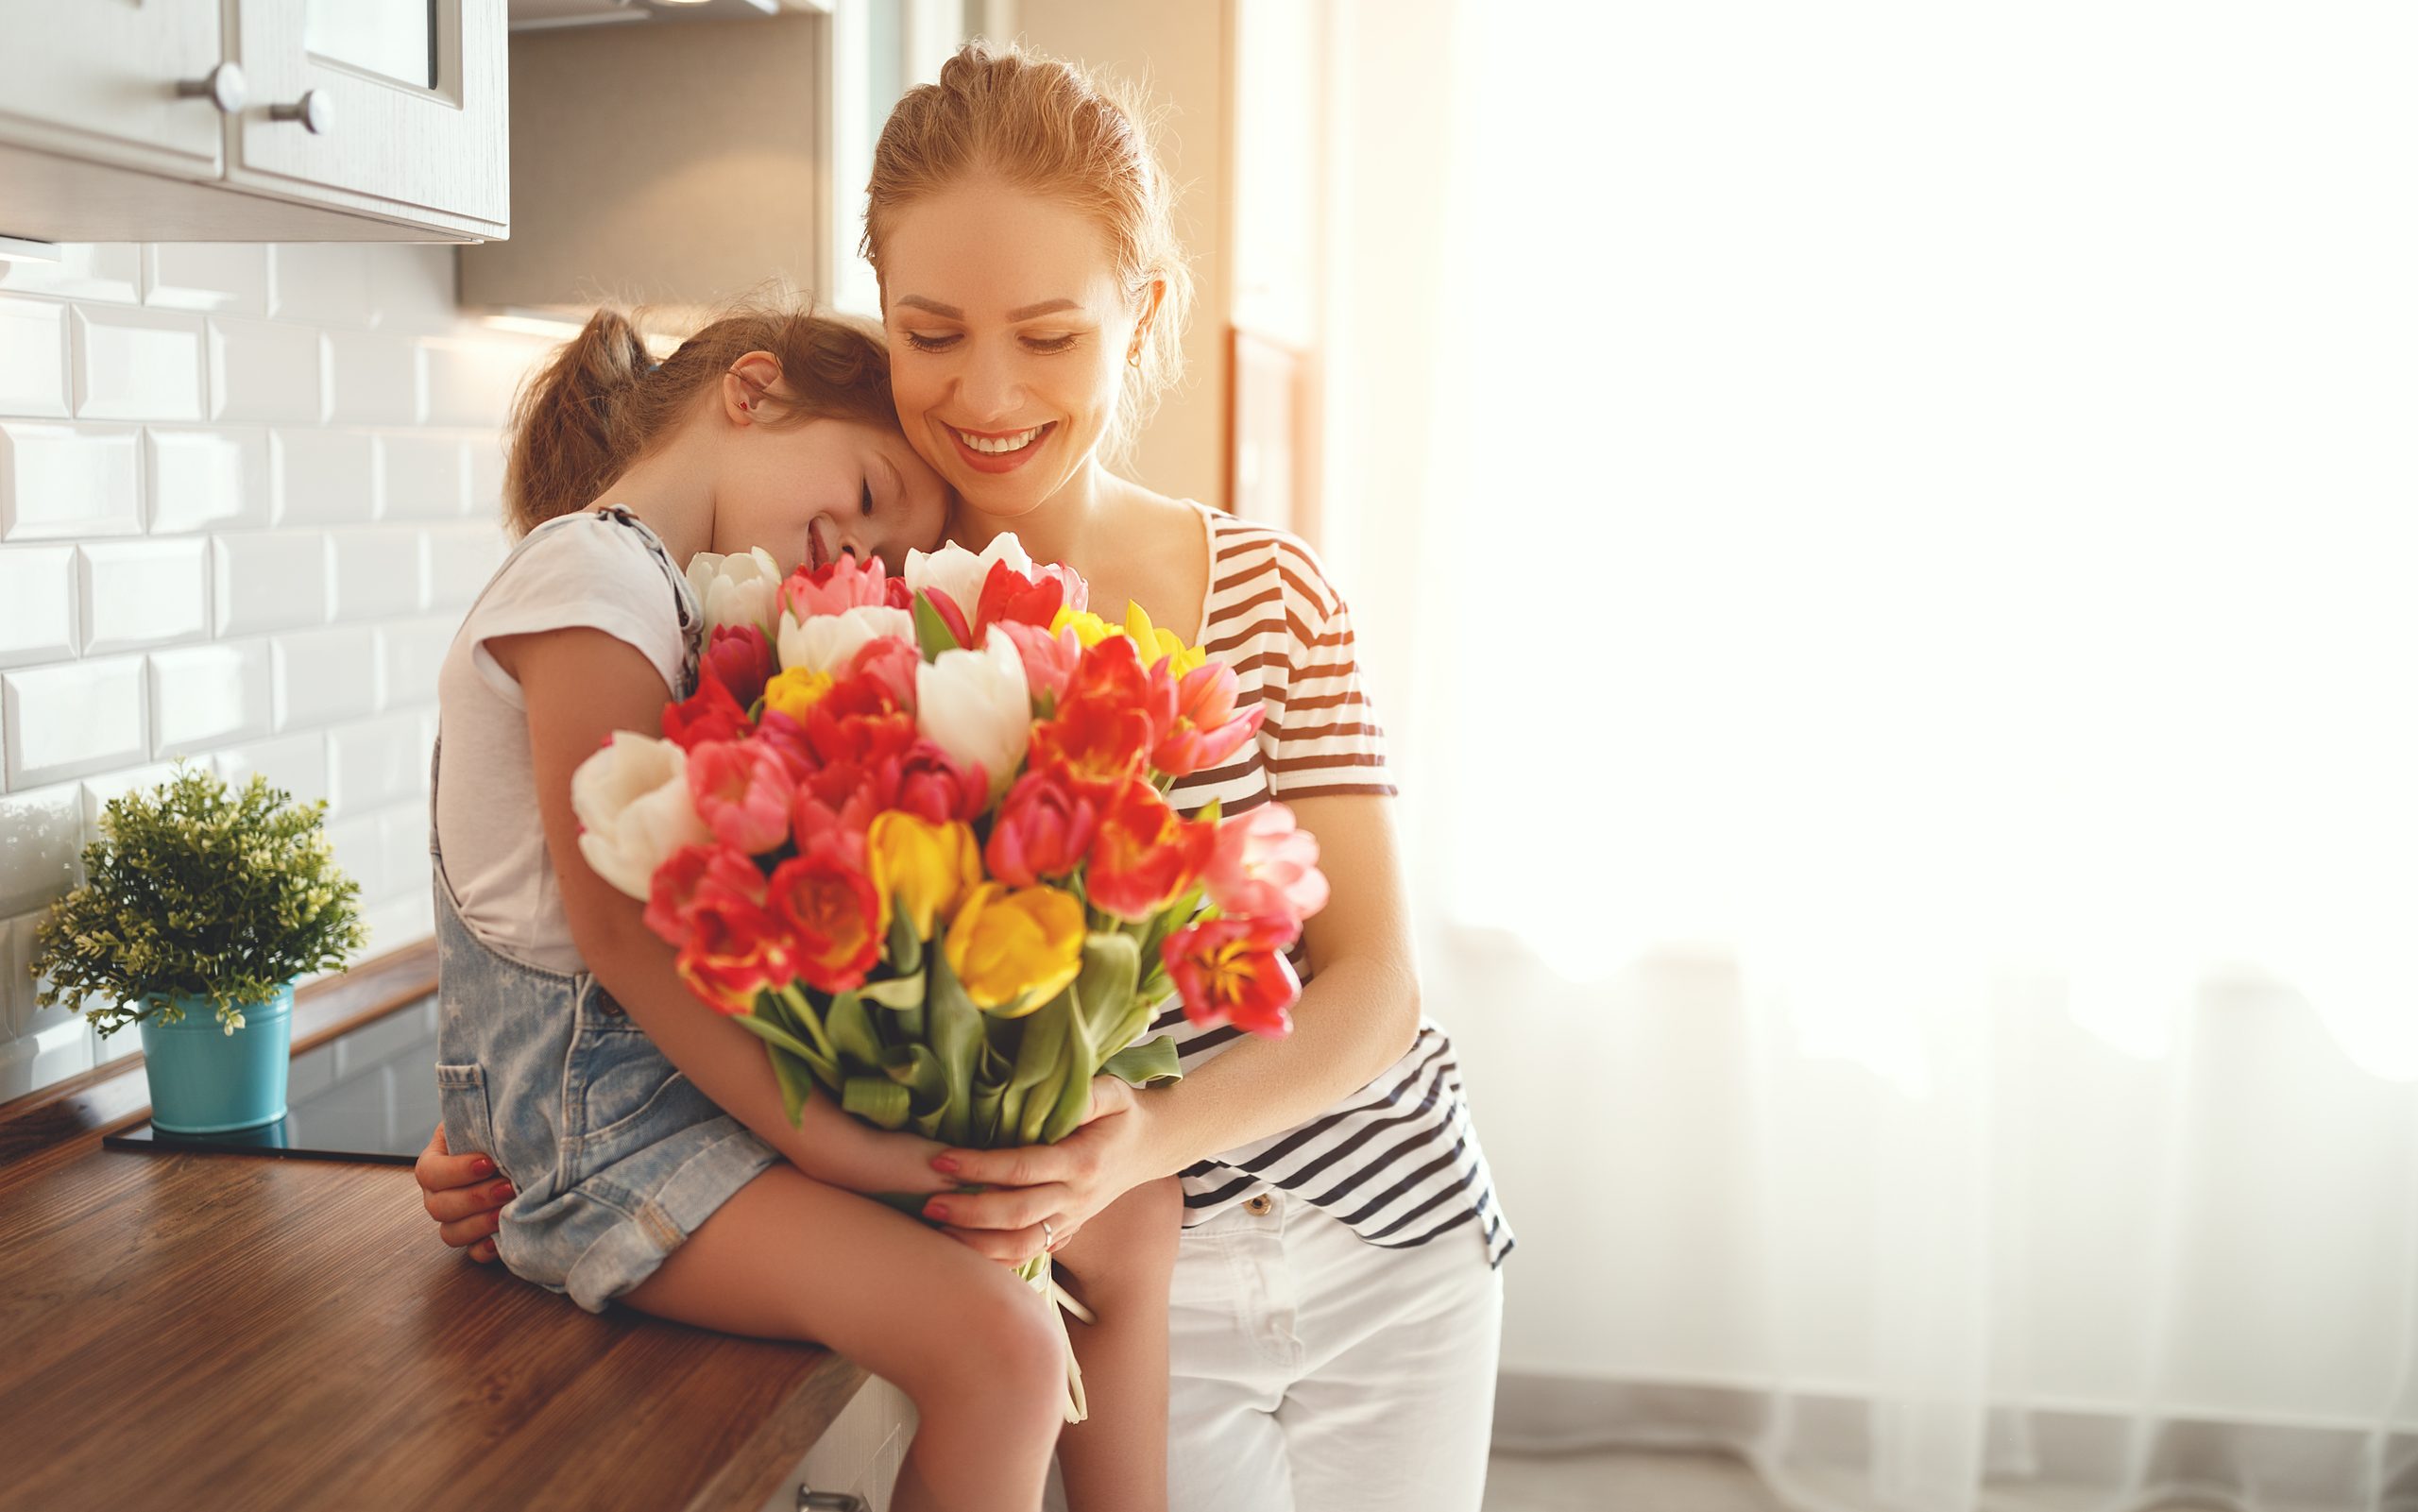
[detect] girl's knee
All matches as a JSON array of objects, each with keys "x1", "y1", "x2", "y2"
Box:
[{"x1": 900, "y1": 1272, "x2": 1064, "y2": 1403}]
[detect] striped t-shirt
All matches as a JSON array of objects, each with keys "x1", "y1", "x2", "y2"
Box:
[{"x1": 1156, "y1": 501, "x2": 1513, "y2": 1268}]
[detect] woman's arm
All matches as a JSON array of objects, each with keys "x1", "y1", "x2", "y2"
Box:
[
  {"x1": 504, "y1": 625, "x2": 956, "y2": 1198},
  {"x1": 920, "y1": 791, "x2": 1421, "y2": 1257}
]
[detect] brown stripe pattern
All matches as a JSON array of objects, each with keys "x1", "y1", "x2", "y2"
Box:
[{"x1": 1159, "y1": 504, "x2": 1511, "y2": 1268}]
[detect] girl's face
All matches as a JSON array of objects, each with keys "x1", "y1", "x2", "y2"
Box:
[
  {"x1": 711, "y1": 415, "x2": 950, "y2": 574},
  {"x1": 878, "y1": 181, "x2": 1148, "y2": 524}
]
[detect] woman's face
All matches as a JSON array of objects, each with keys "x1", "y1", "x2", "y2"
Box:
[
  {"x1": 878, "y1": 181, "x2": 1145, "y2": 524},
  {"x1": 711, "y1": 415, "x2": 950, "y2": 574}
]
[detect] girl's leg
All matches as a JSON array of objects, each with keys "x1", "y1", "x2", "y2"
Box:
[
  {"x1": 1047, "y1": 1175, "x2": 1183, "y2": 1512},
  {"x1": 622, "y1": 1164, "x2": 1066, "y2": 1512}
]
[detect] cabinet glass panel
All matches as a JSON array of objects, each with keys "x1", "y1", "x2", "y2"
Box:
[{"x1": 305, "y1": 0, "x2": 439, "y2": 90}]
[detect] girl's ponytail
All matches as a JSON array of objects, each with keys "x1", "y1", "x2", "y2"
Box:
[
  {"x1": 504, "y1": 308, "x2": 653, "y2": 535},
  {"x1": 499, "y1": 300, "x2": 898, "y2": 535}
]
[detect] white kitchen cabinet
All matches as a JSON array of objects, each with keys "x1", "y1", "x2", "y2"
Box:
[
  {"x1": 0, "y1": 0, "x2": 508, "y2": 245},
  {"x1": 757, "y1": 1375, "x2": 916, "y2": 1512}
]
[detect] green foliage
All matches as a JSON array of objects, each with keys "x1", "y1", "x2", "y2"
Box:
[{"x1": 29, "y1": 767, "x2": 367, "y2": 1037}]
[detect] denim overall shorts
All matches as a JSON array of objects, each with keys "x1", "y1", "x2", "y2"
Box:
[{"x1": 432, "y1": 507, "x2": 779, "y2": 1313}]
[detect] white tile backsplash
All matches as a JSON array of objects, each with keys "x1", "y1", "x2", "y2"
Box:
[
  {"x1": 0, "y1": 421, "x2": 142, "y2": 541},
  {"x1": 326, "y1": 331, "x2": 421, "y2": 426},
  {"x1": 0, "y1": 297, "x2": 71, "y2": 419},
  {"x1": 0, "y1": 240, "x2": 537, "y2": 1105},
  {"x1": 0, "y1": 784, "x2": 84, "y2": 918},
  {"x1": 272, "y1": 428, "x2": 379, "y2": 524},
  {"x1": 378, "y1": 433, "x2": 468, "y2": 519},
  {"x1": 325, "y1": 527, "x2": 424, "y2": 623},
  {"x1": 270, "y1": 245, "x2": 376, "y2": 328},
  {"x1": 145, "y1": 245, "x2": 270, "y2": 317},
  {"x1": 273, "y1": 625, "x2": 382, "y2": 731},
  {"x1": 213, "y1": 531, "x2": 330, "y2": 636},
  {"x1": 209, "y1": 316, "x2": 327, "y2": 423},
  {"x1": 147, "y1": 426, "x2": 270, "y2": 534},
  {"x1": 3, "y1": 656, "x2": 148, "y2": 790},
  {"x1": 0, "y1": 546, "x2": 77, "y2": 669},
  {"x1": 0, "y1": 245, "x2": 140, "y2": 303},
  {"x1": 72, "y1": 306, "x2": 206, "y2": 422},
  {"x1": 150, "y1": 641, "x2": 274, "y2": 758},
  {"x1": 78, "y1": 538, "x2": 210, "y2": 654}
]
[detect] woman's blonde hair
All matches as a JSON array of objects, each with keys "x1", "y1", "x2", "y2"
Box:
[
  {"x1": 503, "y1": 301, "x2": 898, "y2": 535},
  {"x1": 861, "y1": 41, "x2": 1193, "y2": 461}
]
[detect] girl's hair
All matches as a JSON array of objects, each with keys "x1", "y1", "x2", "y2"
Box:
[
  {"x1": 861, "y1": 41, "x2": 1193, "y2": 461},
  {"x1": 504, "y1": 301, "x2": 898, "y2": 535}
]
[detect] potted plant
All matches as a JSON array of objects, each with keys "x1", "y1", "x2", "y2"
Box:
[{"x1": 30, "y1": 767, "x2": 367, "y2": 1133}]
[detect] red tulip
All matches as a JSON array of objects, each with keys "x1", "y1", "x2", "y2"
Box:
[
  {"x1": 700, "y1": 621, "x2": 775, "y2": 708},
  {"x1": 674, "y1": 850, "x2": 794, "y2": 1014},
  {"x1": 767, "y1": 831, "x2": 885, "y2": 993},
  {"x1": 661, "y1": 676, "x2": 753, "y2": 751},
  {"x1": 972, "y1": 558, "x2": 1066, "y2": 639},
  {"x1": 1084, "y1": 777, "x2": 1217, "y2": 921},
  {"x1": 1162, "y1": 913, "x2": 1303, "y2": 1037},
  {"x1": 986, "y1": 771, "x2": 1098, "y2": 888}
]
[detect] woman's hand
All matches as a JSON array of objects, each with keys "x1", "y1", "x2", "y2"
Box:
[
  {"x1": 918, "y1": 1077, "x2": 1169, "y2": 1265},
  {"x1": 415, "y1": 1126, "x2": 513, "y2": 1264}
]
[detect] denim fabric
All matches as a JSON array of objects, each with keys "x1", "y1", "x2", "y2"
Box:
[{"x1": 430, "y1": 507, "x2": 775, "y2": 1313}]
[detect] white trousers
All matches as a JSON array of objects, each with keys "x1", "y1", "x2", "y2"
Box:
[{"x1": 1051, "y1": 1187, "x2": 1504, "y2": 1512}]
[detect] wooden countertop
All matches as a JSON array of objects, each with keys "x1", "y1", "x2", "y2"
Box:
[{"x1": 0, "y1": 943, "x2": 868, "y2": 1512}]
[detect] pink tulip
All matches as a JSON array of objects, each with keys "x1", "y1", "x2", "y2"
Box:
[
  {"x1": 779, "y1": 553, "x2": 893, "y2": 619},
  {"x1": 1202, "y1": 803, "x2": 1329, "y2": 925},
  {"x1": 985, "y1": 771, "x2": 1098, "y2": 887},
  {"x1": 685, "y1": 739, "x2": 798, "y2": 855},
  {"x1": 994, "y1": 620, "x2": 1083, "y2": 705}
]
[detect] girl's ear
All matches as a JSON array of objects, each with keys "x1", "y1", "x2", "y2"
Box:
[
  {"x1": 723, "y1": 350, "x2": 783, "y2": 425},
  {"x1": 1128, "y1": 277, "x2": 1167, "y2": 364}
]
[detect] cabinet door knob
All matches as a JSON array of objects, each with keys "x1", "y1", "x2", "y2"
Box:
[
  {"x1": 268, "y1": 90, "x2": 333, "y2": 135},
  {"x1": 176, "y1": 61, "x2": 248, "y2": 114}
]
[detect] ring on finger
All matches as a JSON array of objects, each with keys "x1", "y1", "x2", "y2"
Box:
[{"x1": 1040, "y1": 1217, "x2": 1058, "y2": 1252}]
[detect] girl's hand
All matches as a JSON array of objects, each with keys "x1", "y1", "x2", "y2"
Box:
[
  {"x1": 919, "y1": 1078, "x2": 1166, "y2": 1264},
  {"x1": 415, "y1": 1126, "x2": 513, "y2": 1264}
]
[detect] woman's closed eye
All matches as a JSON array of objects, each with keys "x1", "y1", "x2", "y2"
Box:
[
  {"x1": 901, "y1": 331, "x2": 961, "y2": 353},
  {"x1": 860, "y1": 479, "x2": 876, "y2": 518}
]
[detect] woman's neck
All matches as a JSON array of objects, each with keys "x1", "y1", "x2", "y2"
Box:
[
  {"x1": 587, "y1": 432, "x2": 717, "y2": 565},
  {"x1": 950, "y1": 455, "x2": 1124, "y2": 566}
]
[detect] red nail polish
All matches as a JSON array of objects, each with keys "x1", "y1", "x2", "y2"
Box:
[
  {"x1": 470, "y1": 1156, "x2": 495, "y2": 1178},
  {"x1": 931, "y1": 1155, "x2": 960, "y2": 1175},
  {"x1": 491, "y1": 1181, "x2": 516, "y2": 1202},
  {"x1": 924, "y1": 1201, "x2": 950, "y2": 1223}
]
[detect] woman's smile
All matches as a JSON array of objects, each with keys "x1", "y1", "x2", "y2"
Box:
[{"x1": 945, "y1": 419, "x2": 1059, "y2": 473}]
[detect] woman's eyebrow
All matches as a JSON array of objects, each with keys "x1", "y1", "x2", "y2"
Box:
[
  {"x1": 895, "y1": 296, "x2": 961, "y2": 317},
  {"x1": 1007, "y1": 297, "x2": 1080, "y2": 320}
]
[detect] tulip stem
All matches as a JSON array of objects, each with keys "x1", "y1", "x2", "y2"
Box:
[{"x1": 775, "y1": 984, "x2": 841, "y2": 1063}]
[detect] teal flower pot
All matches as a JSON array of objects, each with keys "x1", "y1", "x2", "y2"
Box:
[{"x1": 136, "y1": 987, "x2": 295, "y2": 1134}]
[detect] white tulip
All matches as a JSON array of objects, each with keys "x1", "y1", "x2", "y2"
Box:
[
  {"x1": 686, "y1": 546, "x2": 784, "y2": 637},
  {"x1": 570, "y1": 732, "x2": 709, "y2": 900},
  {"x1": 776, "y1": 604, "x2": 915, "y2": 675},
  {"x1": 916, "y1": 625, "x2": 1032, "y2": 797},
  {"x1": 904, "y1": 534, "x2": 1035, "y2": 619}
]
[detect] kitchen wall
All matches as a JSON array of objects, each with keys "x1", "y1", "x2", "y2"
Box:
[{"x1": 0, "y1": 241, "x2": 549, "y2": 1101}]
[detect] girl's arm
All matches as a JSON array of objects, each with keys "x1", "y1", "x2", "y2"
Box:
[
  {"x1": 501, "y1": 625, "x2": 955, "y2": 1199},
  {"x1": 921, "y1": 790, "x2": 1421, "y2": 1256}
]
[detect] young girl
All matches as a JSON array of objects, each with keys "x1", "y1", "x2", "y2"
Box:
[{"x1": 431, "y1": 302, "x2": 1180, "y2": 1512}]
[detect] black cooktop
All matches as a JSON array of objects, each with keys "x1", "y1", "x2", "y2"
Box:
[{"x1": 102, "y1": 995, "x2": 441, "y2": 1165}]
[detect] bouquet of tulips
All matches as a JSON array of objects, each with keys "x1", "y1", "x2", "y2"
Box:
[{"x1": 569, "y1": 535, "x2": 1329, "y2": 1419}]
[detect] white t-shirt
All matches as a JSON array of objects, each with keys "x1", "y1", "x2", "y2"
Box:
[{"x1": 434, "y1": 508, "x2": 695, "y2": 973}]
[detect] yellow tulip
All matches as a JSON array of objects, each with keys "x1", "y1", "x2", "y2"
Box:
[
  {"x1": 868, "y1": 811, "x2": 979, "y2": 940},
  {"x1": 1121, "y1": 603, "x2": 1207, "y2": 677},
  {"x1": 1050, "y1": 606, "x2": 1123, "y2": 648},
  {"x1": 944, "y1": 881, "x2": 1085, "y2": 1014},
  {"x1": 761, "y1": 666, "x2": 835, "y2": 723}
]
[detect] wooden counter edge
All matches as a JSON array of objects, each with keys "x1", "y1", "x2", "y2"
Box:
[{"x1": 0, "y1": 937, "x2": 889, "y2": 1512}]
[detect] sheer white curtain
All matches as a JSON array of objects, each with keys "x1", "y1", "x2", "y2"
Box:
[{"x1": 1322, "y1": 5, "x2": 2418, "y2": 1509}]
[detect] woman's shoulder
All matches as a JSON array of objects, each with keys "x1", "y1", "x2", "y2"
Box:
[{"x1": 1187, "y1": 502, "x2": 1348, "y2": 621}]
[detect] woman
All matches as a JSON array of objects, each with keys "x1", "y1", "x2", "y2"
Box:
[{"x1": 418, "y1": 42, "x2": 1511, "y2": 1511}]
